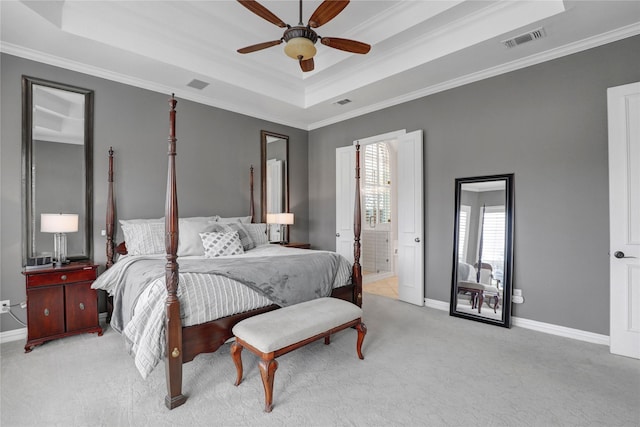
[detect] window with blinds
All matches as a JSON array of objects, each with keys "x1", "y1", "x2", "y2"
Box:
[
  {"x1": 479, "y1": 206, "x2": 505, "y2": 282},
  {"x1": 363, "y1": 143, "x2": 391, "y2": 225},
  {"x1": 458, "y1": 205, "x2": 471, "y2": 262}
]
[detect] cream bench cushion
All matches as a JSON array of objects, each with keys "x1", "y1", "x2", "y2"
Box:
[{"x1": 232, "y1": 297, "x2": 363, "y2": 353}]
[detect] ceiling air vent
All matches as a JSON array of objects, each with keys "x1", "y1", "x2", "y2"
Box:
[
  {"x1": 502, "y1": 27, "x2": 546, "y2": 48},
  {"x1": 187, "y1": 79, "x2": 209, "y2": 90},
  {"x1": 333, "y1": 98, "x2": 352, "y2": 106}
]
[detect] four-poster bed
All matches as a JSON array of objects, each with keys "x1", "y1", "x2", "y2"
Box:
[{"x1": 101, "y1": 95, "x2": 363, "y2": 409}]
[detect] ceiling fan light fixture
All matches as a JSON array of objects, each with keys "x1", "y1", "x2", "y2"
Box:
[{"x1": 284, "y1": 37, "x2": 317, "y2": 60}]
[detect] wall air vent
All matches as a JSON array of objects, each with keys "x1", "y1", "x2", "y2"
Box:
[
  {"x1": 187, "y1": 79, "x2": 209, "y2": 90},
  {"x1": 502, "y1": 27, "x2": 546, "y2": 48},
  {"x1": 333, "y1": 98, "x2": 352, "y2": 106}
]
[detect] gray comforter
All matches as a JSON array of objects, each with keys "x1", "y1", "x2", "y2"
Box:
[
  {"x1": 92, "y1": 248, "x2": 351, "y2": 378},
  {"x1": 105, "y1": 252, "x2": 342, "y2": 333}
]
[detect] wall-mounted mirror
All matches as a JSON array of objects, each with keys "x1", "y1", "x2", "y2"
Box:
[
  {"x1": 450, "y1": 174, "x2": 514, "y2": 327},
  {"x1": 260, "y1": 130, "x2": 289, "y2": 241},
  {"x1": 22, "y1": 76, "x2": 94, "y2": 266}
]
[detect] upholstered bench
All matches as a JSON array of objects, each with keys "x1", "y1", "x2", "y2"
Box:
[
  {"x1": 230, "y1": 297, "x2": 367, "y2": 412},
  {"x1": 458, "y1": 280, "x2": 501, "y2": 313}
]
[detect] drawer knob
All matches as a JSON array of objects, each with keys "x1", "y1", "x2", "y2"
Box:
[
  {"x1": 79, "y1": 302, "x2": 85, "y2": 310},
  {"x1": 44, "y1": 308, "x2": 49, "y2": 316},
  {"x1": 60, "y1": 275, "x2": 67, "y2": 281}
]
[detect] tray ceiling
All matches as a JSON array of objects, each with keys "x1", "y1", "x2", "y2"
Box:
[{"x1": 2, "y1": 1, "x2": 639, "y2": 129}]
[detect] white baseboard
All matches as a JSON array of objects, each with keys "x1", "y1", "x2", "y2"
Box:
[
  {"x1": 425, "y1": 298, "x2": 450, "y2": 312},
  {"x1": 424, "y1": 298, "x2": 609, "y2": 346},
  {"x1": 511, "y1": 317, "x2": 609, "y2": 346},
  {"x1": 0, "y1": 327, "x2": 27, "y2": 344},
  {"x1": 0, "y1": 312, "x2": 109, "y2": 345}
]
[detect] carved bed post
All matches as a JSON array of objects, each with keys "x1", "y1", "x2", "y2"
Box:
[
  {"x1": 164, "y1": 95, "x2": 186, "y2": 410},
  {"x1": 353, "y1": 143, "x2": 363, "y2": 307},
  {"x1": 106, "y1": 147, "x2": 115, "y2": 268},
  {"x1": 250, "y1": 165, "x2": 255, "y2": 223}
]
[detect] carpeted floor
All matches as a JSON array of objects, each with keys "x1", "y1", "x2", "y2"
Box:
[{"x1": 1, "y1": 293, "x2": 639, "y2": 426}]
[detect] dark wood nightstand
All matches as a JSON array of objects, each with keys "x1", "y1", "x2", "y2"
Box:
[
  {"x1": 23, "y1": 262, "x2": 102, "y2": 352},
  {"x1": 283, "y1": 242, "x2": 311, "y2": 249}
]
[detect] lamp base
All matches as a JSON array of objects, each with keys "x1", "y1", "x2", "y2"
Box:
[{"x1": 53, "y1": 233, "x2": 68, "y2": 267}]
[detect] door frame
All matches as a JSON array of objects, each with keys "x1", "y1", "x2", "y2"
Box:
[
  {"x1": 353, "y1": 130, "x2": 406, "y2": 284},
  {"x1": 341, "y1": 129, "x2": 425, "y2": 306}
]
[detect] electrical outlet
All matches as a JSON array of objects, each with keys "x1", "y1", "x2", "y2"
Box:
[{"x1": 0, "y1": 300, "x2": 10, "y2": 314}]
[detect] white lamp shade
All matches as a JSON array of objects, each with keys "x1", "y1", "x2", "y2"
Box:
[
  {"x1": 266, "y1": 212, "x2": 294, "y2": 225},
  {"x1": 41, "y1": 213, "x2": 79, "y2": 233}
]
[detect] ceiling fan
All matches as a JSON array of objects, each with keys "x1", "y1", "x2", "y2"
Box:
[{"x1": 237, "y1": 0, "x2": 371, "y2": 72}]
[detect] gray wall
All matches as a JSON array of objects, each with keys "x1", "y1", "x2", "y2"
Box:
[
  {"x1": 0, "y1": 54, "x2": 308, "y2": 332},
  {"x1": 309, "y1": 35, "x2": 640, "y2": 335},
  {"x1": 2, "y1": 36, "x2": 639, "y2": 335}
]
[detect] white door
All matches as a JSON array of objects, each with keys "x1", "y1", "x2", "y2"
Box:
[
  {"x1": 336, "y1": 146, "x2": 355, "y2": 264},
  {"x1": 397, "y1": 131, "x2": 424, "y2": 306},
  {"x1": 608, "y1": 82, "x2": 640, "y2": 359}
]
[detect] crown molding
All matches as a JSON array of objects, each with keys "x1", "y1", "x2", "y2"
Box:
[
  {"x1": 3, "y1": 20, "x2": 639, "y2": 132},
  {"x1": 308, "y1": 23, "x2": 640, "y2": 130},
  {"x1": 0, "y1": 42, "x2": 309, "y2": 130}
]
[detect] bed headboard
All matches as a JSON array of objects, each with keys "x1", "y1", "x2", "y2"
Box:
[{"x1": 106, "y1": 154, "x2": 258, "y2": 263}]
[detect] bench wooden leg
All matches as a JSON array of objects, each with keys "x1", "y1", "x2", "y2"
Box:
[
  {"x1": 258, "y1": 358, "x2": 278, "y2": 412},
  {"x1": 356, "y1": 322, "x2": 367, "y2": 360},
  {"x1": 231, "y1": 342, "x2": 244, "y2": 386}
]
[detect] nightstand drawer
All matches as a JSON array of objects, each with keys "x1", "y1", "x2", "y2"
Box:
[{"x1": 26, "y1": 268, "x2": 97, "y2": 288}]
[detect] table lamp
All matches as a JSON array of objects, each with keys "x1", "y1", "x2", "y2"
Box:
[
  {"x1": 266, "y1": 212, "x2": 294, "y2": 245},
  {"x1": 41, "y1": 213, "x2": 79, "y2": 266}
]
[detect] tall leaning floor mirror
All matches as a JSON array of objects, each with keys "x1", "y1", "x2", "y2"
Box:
[{"x1": 450, "y1": 174, "x2": 514, "y2": 327}]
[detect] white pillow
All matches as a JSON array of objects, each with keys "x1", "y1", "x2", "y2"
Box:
[
  {"x1": 119, "y1": 217, "x2": 163, "y2": 226},
  {"x1": 177, "y1": 219, "x2": 218, "y2": 256},
  {"x1": 121, "y1": 222, "x2": 164, "y2": 255},
  {"x1": 181, "y1": 215, "x2": 219, "y2": 223},
  {"x1": 217, "y1": 216, "x2": 252, "y2": 224},
  {"x1": 243, "y1": 223, "x2": 269, "y2": 246},
  {"x1": 200, "y1": 231, "x2": 244, "y2": 257}
]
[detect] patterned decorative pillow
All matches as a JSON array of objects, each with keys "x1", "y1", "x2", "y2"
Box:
[
  {"x1": 207, "y1": 222, "x2": 255, "y2": 251},
  {"x1": 200, "y1": 231, "x2": 244, "y2": 257},
  {"x1": 224, "y1": 223, "x2": 255, "y2": 251},
  {"x1": 243, "y1": 223, "x2": 269, "y2": 246},
  {"x1": 121, "y1": 221, "x2": 165, "y2": 255}
]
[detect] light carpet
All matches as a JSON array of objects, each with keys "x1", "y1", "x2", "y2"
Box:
[{"x1": 1, "y1": 293, "x2": 639, "y2": 426}]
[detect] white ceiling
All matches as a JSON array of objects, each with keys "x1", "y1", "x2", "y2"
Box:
[
  {"x1": 2, "y1": 1, "x2": 639, "y2": 130},
  {"x1": 32, "y1": 85, "x2": 85, "y2": 145}
]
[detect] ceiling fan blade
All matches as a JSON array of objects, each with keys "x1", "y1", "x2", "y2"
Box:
[
  {"x1": 320, "y1": 37, "x2": 371, "y2": 54},
  {"x1": 237, "y1": 0, "x2": 288, "y2": 28},
  {"x1": 308, "y1": 0, "x2": 350, "y2": 28},
  {"x1": 300, "y1": 57, "x2": 315, "y2": 72},
  {"x1": 237, "y1": 40, "x2": 283, "y2": 54}
]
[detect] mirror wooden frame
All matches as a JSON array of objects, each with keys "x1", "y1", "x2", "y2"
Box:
[
  {"x1": 260, "y1": 130, "x2": 289, "y2": 223},
  {"x1": 449, "y1": 173, "x2": 514, "y2": 328},
  {"x1": 21, "y1": 76, "x2": 94, "y2": 265}
]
